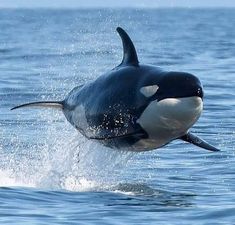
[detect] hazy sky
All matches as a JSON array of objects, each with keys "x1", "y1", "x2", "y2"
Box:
[{"x1": 0, "y1": 0, "x2": 235, "y2": 8}]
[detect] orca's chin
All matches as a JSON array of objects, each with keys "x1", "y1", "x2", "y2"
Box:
[
  {"x1": 137, "y1": 96, "x2": 203, "y2": 143},
  {"x1": 156, "y1": 96, "x2": 203, "y2": 130}
]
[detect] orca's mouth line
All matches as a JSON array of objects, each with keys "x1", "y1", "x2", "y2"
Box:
[{"x1": 157, "y1": 95, "x2": 203, "y2": 103}]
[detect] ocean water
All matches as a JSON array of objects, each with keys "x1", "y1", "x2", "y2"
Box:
[{"x1": 0, "y1": 8, "x2": 235, "y2": 224}]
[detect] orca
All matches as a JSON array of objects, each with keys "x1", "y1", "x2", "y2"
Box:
[{"x1": 11, "y1": 27, "x2": 219, "y2": 152}]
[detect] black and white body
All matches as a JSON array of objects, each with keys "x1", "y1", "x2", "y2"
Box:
[{"x1": 12, "y1": 27, "x2": 219, "y2": 152}]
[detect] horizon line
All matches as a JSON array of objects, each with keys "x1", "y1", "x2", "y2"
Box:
[{"x1": 0, "y1": 6, "x2": 235, "y2": 9}]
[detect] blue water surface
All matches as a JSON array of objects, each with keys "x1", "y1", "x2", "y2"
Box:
[{"x1": 0, "y1": 8, "x2": 235, "y2": 224}]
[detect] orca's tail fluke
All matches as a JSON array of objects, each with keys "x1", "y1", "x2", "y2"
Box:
[{"x1": 11, "y1": 101, "x2": 64, "y2": 110}]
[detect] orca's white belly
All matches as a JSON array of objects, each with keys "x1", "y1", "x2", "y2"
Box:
[{"x1": 135, "y1": 97, "x2": 203, "y2": 151}]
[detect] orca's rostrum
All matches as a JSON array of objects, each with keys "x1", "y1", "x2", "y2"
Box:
[{"x1": 12, "y1": 27, "x2": 219, "y2": 152}]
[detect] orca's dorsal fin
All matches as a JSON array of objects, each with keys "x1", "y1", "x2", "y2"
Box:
[{"x1": 116, "y1": 27, "x2": 139, "y2": 67}]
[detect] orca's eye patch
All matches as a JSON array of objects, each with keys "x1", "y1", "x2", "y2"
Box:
[{"x1": 140, "y1": 85, "x2": 159, "y2": 97}]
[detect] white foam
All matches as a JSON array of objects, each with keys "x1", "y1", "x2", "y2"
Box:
[
  {"x1": 64, "y1": 177, "x2": 99, "y2": 192},
  {"x1": 0, "y1": 169, "x2": 35, "y2": 187},
  {"x1": 112, "y1": 190, "x2": 136, "y2": 196}
]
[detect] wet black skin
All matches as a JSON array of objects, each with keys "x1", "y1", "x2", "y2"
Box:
[{"x1": 63, "y1": 64, "x2": 203, "y2": 148}]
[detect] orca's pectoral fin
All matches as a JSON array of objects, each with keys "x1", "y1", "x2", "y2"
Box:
[
  {"x1": 180, "y1": 132, "x2": 220, "y2": 152},
  {"x1": 11, "y1": 101, "x2": 63, "y2": 110}
]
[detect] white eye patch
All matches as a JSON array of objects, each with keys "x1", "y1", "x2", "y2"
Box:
[{"x1": 140, "y1": 85, "x2": 159, "y2": 97}]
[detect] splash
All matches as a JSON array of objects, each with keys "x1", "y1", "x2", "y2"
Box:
[
  {"x1": 0, "y1": 170, "x2": 32, "y2": 187},
  {"x1": 37, "y1": 132, "x2": 134, "y2": 192},
  {"x1": 0, "y1": 108, "x2": 134, "y2": 191}
]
